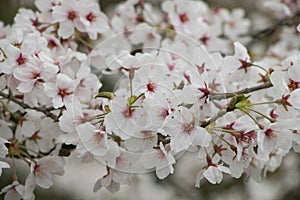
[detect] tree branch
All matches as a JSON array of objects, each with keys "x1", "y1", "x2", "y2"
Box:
[
  {"x1": 0, "y1": 91, "x2": 58, "y2": 121},
  {"x1": 209, "y1": 81, "x2": 273, "y2": 101},
  {"x1": 246, "y1": 11, "x2": 300, "y2": 46}
]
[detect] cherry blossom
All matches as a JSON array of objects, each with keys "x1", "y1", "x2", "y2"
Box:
[
  {"x1": 44, "y1": 73, "x2": 75, "y2": 109},
  {"x1": 1, "y1": 0, "x2": 300, "y2": 196},
  {"x1": 25, "y1": 156, "x2": 65, "y2": 189},
  {"x1": 141, "y1": 143, "x2": 176, "y2": 179}
]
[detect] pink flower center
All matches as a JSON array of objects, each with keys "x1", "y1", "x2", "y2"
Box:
[
  {"x1": 16, "y1": 54, "x2": 27, "y2": 65},
  {"x1": 147, "y1": 33, "x2": 155, "y2": 41},
  {"x1": 123, "y1": 107, "x2": 134, "y2": 118},
  {"x1": 67, "y1": 11, "x2": 77, "y2": 21},
  {"x1": 238, "y1": 59, "x2": 251, "y2": 73},
  {"x1": 179, "y1": 13, "x2": 189, "y2": 23},
  {"x1": 288, "y1": 79, "x2": 300, "y2": 91},
  {"x1": 48, "y1": 39, "x2": 58, "y2": 48},
  {"x1": 147, "y1": 81, "x2": 156, "y2": 92},
  {"x1": 183, "y1": 122, "x2": 194, "y2": 134},
  {"x1": 265, "y1": 128, "x2": 276, "y2": 138},
  {"x1": 86, "y1": 12, "x2": 97, "y2": 22},
  {"x1": 159, "y1": 108, "x2": 169, "y2": 119},
  {"x1": 200, "y1": 35, "x2": 210, "y2": 46},
  {"x1": 58, "y1": 88, "x2": 72, "y2": 98},
  {"x1": 95, "y1": 132, "x2": 104, "y2": 144},
  {"x1": 167, "y1": 63, "x2": 175, "y2": 71},
  {"x1": 31, "y1": 72, "x2": 41, "y2": 79}
]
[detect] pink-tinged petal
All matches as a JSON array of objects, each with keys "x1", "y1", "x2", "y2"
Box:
[
  {"x1": 195, "y1": 169, "x2": 204, "y2": 188},
  {"x1": 194, "y1": 127, "x2": 211, "y2": 147},
  {"x1": 156, "y1": 165, "x2": 173, "y2": 179},
  {"x1": 52, "y1": 96, "x2": 64, "y2": 109},
  {"x1": 35, "y1": 170, "x2": 52, "y2": 189},
  {"x1": 21, "y1": 121, "x2": 35, "y2": 137},
  {"x1": 77, "y1": 123, "x2": 108, "y2": 156},
  {"x1": 56, "y1": 73, "x2": 73, "y2": 88},
  {"x1": 44, "y1": 82, "x2": 58, "y2": 97},
  {"x1": 17, "y1": 81, "x2": 35, "y2": 93},
  {"x1": 58, "y1": 21, "x2": 75, "y2": 39},
  {"x1": 203, "y1": 166, "x2": 223, "y2": 184},
  {"x1": 290, "y1": 89, "x2": 300, "y2": 109}
]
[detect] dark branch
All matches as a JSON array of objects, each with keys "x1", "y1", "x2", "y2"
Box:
[
  {"x1": 0, "y1": 91, "x2": 58, "y2": 121},
  {"x1": 246, "y1": 11, "x2": 300, "y2": 45},
  {"x1": 209, "y1": 81, "x2": 273, "y2": 101}
]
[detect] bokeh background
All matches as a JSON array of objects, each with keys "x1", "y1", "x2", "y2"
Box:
[{"x1": 1, "y1": 0, "x2": 300, "y2": 200}]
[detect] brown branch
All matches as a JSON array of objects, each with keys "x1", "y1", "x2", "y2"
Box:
[
  {"x1": 0, "y1": 91, "x2": 58, "y2": 121},
  {"x1": 203, "y1": 81, "x2": 273, "y2": 127},
  {"x1": 209, "y1": 81, "x2": 273, "y2": 101},
  {"x1": 246, "y1": 11, "x2": 300, "y2": 46}
]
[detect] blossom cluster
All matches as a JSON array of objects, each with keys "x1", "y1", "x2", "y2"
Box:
[{"x1": 0, "y1": 0, "x2": 300, "y2": 198}]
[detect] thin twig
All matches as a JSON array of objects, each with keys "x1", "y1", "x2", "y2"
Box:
[
  {"x1": 209, "y1": 81, "x2": 273, "y2": 101},
  {"x1": 203, "y1": 108, "x2": 227, "y2": 127},
  {"x1": 0, "y1": 91, "x2": 58, "y2": 121}
]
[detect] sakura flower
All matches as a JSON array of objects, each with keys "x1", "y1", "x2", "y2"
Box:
[
  {"x1": 35, "y1": 0, "x2": 62, "y2": 23},
  {"x1": 44, "y1": 73, "x2": 75, "y2": 109},
  {"x1": 93, "y1": 168, "x2": 131, "y2": 193},
  {"x1": 94, "y1": 140, "x2": 121, "y2": 169},
  {"x1": 141, "y1": 142, "x2": 176, "y2": 179},
  {"x1": 263, "y1": 0, "x2": 292, "y2": 17},
  {"x1": 25, "y1": 156, "x2": 65, "y2": 189},
  {"x1": 14, "y1": 8, "x2": 40, "y2": 33},
  {"x1": 0, "y1": 181, "x2": 34, "y2": 200},
  {"x1": 195, "y1": 156, "x2": 230, "y2": 187},
  {"x1": 257, "y1": 120, "x2": 298, "y2": 161},
  {"x1": 14, "y1": 62, "x2": 43, "y2": 93},
  {"x1": 77, "y1": 0, "x2": 109, "y2": 40},
  {"x1": 104, "y1": 95, "x2": 145, "y2": 140},
  {"x1": 223, "y1": 8, "x2": 251, "y2": 40},
  {"x1": 162, "y1": 0, "x2": 208, "y2": 34},
  {"x1": 132, "y1": 65, "x2": 173, "y2": 97},
  {"x1": 128, "y1": 23, "x2": 161, "y2": 50},
  {"x1": 52, "y1": 0, "x2": 82, "y2": 38},
  {"x1": 164, "y1": 107, "x2": 212, "y2": 153},
  {"x1": 16, "y1": 115, "x2": 61, "y2": 156},
  {"x1": 124, "y1": 129, "x2": 157, "y2": 152},
  {"x1": 0, "y1": 44, "x2": 31, "y2": 75},
  {"x1": 58, "y1": 100, "x2": 100, "y2": 144},
  {"x1": 74, "y1": 63, "x2": 102, "y2": 102},
  {"x1": 76, "y1": 122, "x2": 109, "y2": 156},
  {"x1": 142, "y1": 93, "x2": 175, "y2": 130}
]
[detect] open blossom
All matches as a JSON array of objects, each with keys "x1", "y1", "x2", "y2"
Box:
[
  {"x1": 93, "y1": 168, "x2": 131, "y2": 193},
  {"x1": 162, "y1": 0, "x2": 208, "y2": 34},
  {"x1": 141, "y1": 142, "x2": 176, "y2": 179},
  {"x1": 2, "y1": 0, "x2": 300, "y2": 196},
  {"x1": 25, "y1": 156, "x2": 65, "y2": 189},
  {"x1": 195, "y1": 154, "x2": 230, "y2": 187},
  {"x1": 104, "y1": 95, "x2": 146, "y2": 140},
  {"x1": 0, "y1": 181, "x2": 35, "y2": 200},
  {"x1": 52, "y1": 0, "x2": 82, "y2": 38},
  {"x1": 44, "y1": 73, "x2": 75, "y2": 109},
  {"x1": 165, "y1": 107, "x2": 212, "y2": 153},
  {"x1": 77, "y1": 0, "x2": 109, "y2": 40},
  {"x1": 128, "y1": 23, "x2": 161, "y2": 50},
  {"x1": 76, "y1": 122, "x2": 109, "y2": 156}
]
